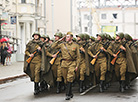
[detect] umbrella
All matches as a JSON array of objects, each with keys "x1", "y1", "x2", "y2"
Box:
[{"x1": 0, "y1": 37, "x2": 9, "y2": 43}]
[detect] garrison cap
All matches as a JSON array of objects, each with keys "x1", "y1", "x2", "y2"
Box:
[{"x1": 67, "y1": 31, "x2": 73, "y2": 37}]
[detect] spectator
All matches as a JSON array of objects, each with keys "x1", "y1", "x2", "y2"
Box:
[
  {"x1": 0, "y1": 42, "x2": 2, "y2": 63},
  {"x1": 6, "y1": 42, "x2": 12, "y2": 65},
  {"x1": 0, "y1": 42, "x2": 8, "y2": 66}
]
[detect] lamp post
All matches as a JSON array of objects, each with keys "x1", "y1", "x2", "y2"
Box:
[
  {"x1": 51, "y1": 0, "x2": 54, "y2": 35},
  {"x1": 35, "y1": 0, "x2": 38, "y2": 31},
  {"x1": 70, "y1": 0, "x2": 73, "y2": 32},
  {"x1": 44, "y1": 0, "x2": 46, "y2": 34}
]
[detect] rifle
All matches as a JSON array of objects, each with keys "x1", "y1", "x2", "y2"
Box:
[
  {"x1": 110, "y1": 50, "x2": 121, "y2": 65},
  {"x1": 26, "y1": 50, "x2": 38, "y2": 63},
  {"x1": 26, "y1": 42, "x2": 46, "y2": 63},
  {"x1": 49, "y1": 49, "x2": 61, "y2": 65},
  {"x1": 110, "y1": 42, "x2": 127, "y2": 65},
  {"x1": 90, "y1": 42, "x2": 108, "y2": 65}
]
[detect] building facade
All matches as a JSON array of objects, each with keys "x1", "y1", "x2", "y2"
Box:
[
  {"x1": 79, "y1": 6, "x2": 138, "y2": 38},
  {"x1": 0, "y1": 0, "x2": 79, "y2": 62},
  {"x1": 45, "y1": 0, "x2": 78, "y2": 37},
  {"x1": 0, "y1": 0, "x2": 46, "y2": 61}
]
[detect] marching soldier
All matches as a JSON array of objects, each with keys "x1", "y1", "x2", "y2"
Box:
[
  {"x1": 72, "y1": 37, "x2": 77, "y2": 42},
  {"x1": 40, "y1": 35, "x2": 46, "y2": 42},
  {"x1": 124, "y1": 34, "x2": 138, "y2": 89},
  {"x1": 88, "y1": 33, "x2": 107, "y2": 92},
  {"x1": 76, "y1": 33, "x2": 86, "y2": 93},
  {"x1": 89, "y1": 36, "x2": 95, "y2": 44},
  {"x1": 107, "y1": 33, "x2": 127, "y2": 92},
  {"x1": 51, "y1": 32, "x2": 80, "y2": 100},
  {"x1": 24, "y1": 31, "x2": 43, "y2": 95},
  {"x1": 103, "y1": 33, "x2": 112, "y2": 89},
  {"x1": 50, "y1": 32, "x2": 63, "y2": 94},
  {"x1": 49, "y1": 38, "x2": 55, "y2": 44}
]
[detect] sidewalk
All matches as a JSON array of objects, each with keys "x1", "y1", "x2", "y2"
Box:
[{"x1": 0, "y1": 62, "x2": 27, "y2": 84}]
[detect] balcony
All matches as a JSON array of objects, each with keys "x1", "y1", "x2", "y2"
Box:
[{"x1": 18, "y1": 3, "x2": 35, "y2": 14}]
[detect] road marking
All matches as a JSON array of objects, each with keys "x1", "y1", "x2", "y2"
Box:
[{"x1": 80, "y1": 85, "x2": 98, "y2": 96}]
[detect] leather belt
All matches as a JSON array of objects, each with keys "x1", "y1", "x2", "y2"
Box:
[{"x1": 62, "y1": 59, "x2": 76, "y2": 61}]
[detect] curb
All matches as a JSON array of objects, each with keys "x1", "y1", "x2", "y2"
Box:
[{"x1": 0, "y1": 74, "x2": 27, "y2": 84}]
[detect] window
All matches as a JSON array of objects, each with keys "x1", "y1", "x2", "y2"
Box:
[
  {"x1": 113, "y1": 13, "x2": 118, "y2": 19},
  {"x1": 101, "y1": 14, "x2": 106, "y2": 19},
  {"x1": 84, "y1": 27, "x2": 88, "y2": 32},
  {"x1": 21, "y1": 0, "x2": 26, "y2": 3},
  {"x1": 84, "y1": 14, "x2": 88, "y2": 20}
]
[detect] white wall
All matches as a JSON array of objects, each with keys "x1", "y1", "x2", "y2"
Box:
[
  {"x1": 80, "y1": 8, "x2": 138, "y2": 38},
  {"x1": 46, "y1": 0, "x2": 78, "y2": 37}
]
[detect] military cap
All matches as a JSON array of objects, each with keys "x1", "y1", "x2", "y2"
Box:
[
  {"x1": 54, "y1": 32, "x2": 63, "y2": 38},
  {"x1": 32, "y1": 31, "x2": 41, "y2": 38},
  {"x1": 45, "y1": 35, "x2": 50, "y2": 40},
  {"x1": 112, "y1": 36, "x2": 115, "y2": 40},
  {"x1": 124, "y1": 33, "x2": 133, "y2": 41},
  {"x1": 96, "y1": 33, "x2": 105, "y2": 39},
  {"x1": 76, "y1": 33, "x2": 84, "y2": 40},
  {"x1": 72, "y1": 37, "x2": 77, "y2": 42},
  {"x1": 41, "y1": 35, "x2": 46, "y2": 40},
  {"x1": 116, "y1": 32, "x2": 124, "y2": 39},
  {"x1": 90, "y1": 36, "x2": 95, "y2": 41},
  {"x1": 83, "y1": 33, "x2": 90, "y2": 40},
  {"x1": 106, "y1": 33, "x2": 112, "y2": 40}
]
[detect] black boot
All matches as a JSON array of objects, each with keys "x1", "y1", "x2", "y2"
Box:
[
  {"x1": 103, "y1": 82, "x2": 107, "y2": 90},
  {"x1": 56, "y1": 81, "x2": 61, "y2": 94},
  {"x1": 61, "y1": 82, "x2": 66, "y2": 91},
  {"x1": 65, "y1": 82, "x2": 73, "y2": 100},
  {"x1": 125, "y1": 81, "x2": 130, "y2": 90},
  {"x1": 99, "y1": 80, "x2": 104, "y2": 93},
  {"x1": 79, "y1": 81, "x2": 83, "y2": 93},
  {"x1": 40, "y1": 80, "x2": 48, "y2": 92},
  {"x1": 120, "y1": 80, "x2": 125, "y2": 93},
  {"x1": 34, "y1": 82, "x2": 40, "y2": 95}
]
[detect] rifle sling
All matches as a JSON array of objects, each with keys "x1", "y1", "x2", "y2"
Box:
[{"x1": 64, "y1": 43, "x2": 74, "y2": 60}]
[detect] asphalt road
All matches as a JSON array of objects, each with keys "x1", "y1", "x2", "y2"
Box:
[{"x1": 0, "y1": 77, "x2": 138, "y2": 102}]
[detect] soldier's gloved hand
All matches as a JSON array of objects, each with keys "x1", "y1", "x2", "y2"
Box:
[
  {"x1": 75, "y1": 67, "x2": 78, "y2": 72},
  {"x1": 100, "y1": 47, "x2": 106, "y2": 52},
  {"x1": 29, "y1": 54, "x2": 34, "y2": 58},
  {"x1": 37, "y1": 46, "x2": 41, "y2": 51},
  {"x1": 80, "y1": 47, "x2": 85, "y2": 52},
  {"x1": 113, "y1": 54, "x2": 117, "y2": 58},
  {"x1": 93, "y1": 55, "x2": 97, "y2": 59},
  {"x1": 52, "y1": 54, "x2": 57, "y2": 58},
  {"x1": 120, "y1": 45, "x2": 126, "y2": 51}
]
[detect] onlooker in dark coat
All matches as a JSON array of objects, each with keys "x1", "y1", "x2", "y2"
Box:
[{"x1": 0, "y1": 42, "x2": 8, "y2": 66}]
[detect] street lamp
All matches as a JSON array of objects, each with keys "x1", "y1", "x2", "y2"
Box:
[{"x1": 35, "y1": 0, "x2": 38, "y2": 31}]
